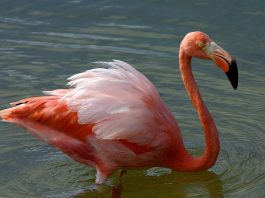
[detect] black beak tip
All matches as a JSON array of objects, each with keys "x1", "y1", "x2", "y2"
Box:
[
  {"x1": 232, "y1": 82, "x2": 238, "y2": 90},
  {"x1": 225, "y1": 59, "x2": 238, "y2": 90}
]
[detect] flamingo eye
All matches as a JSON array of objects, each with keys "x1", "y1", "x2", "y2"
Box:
[{"x1": 197, "y1": 42, "x2": 205, "y2": 48}]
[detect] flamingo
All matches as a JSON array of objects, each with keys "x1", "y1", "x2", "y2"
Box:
[{"x1": 0, "y1": 31, "x2": 238, "y2": 184}]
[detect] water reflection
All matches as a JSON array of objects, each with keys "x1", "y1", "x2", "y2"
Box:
[{"x1": 73, "y1": 171, "x2": 223, "y2": 198}]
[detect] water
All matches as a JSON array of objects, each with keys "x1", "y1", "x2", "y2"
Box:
[{"x1": 0, "y1": 0, "x2": 264, "y2": 197}]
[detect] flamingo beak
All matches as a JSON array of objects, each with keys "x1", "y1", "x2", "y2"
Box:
[
  {"x1": 225, "y1": 59, "x2": 238, "y2": 90},
  {"x1": 206, "y1": 41, "x2": 238, "y2": 90}
]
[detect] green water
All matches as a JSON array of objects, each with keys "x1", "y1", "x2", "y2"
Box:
[{"x1": 0, "y1": 0, "x2": 264, "y2": 197}]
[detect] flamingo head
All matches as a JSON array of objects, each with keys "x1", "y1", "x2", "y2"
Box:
[{"x1": 180, "y1": 31, "x2": 238, "y2": 89}]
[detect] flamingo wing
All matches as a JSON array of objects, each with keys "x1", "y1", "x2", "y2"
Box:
[
  {"x1": 1, "y1": 95, "x2": 98, "y2": 166},
  {"x1": 4, "y1": 95, "x2": 93, "y2": 142},
  {"x1": 0, "y1": 60, "x2": 179, "y2": 183},
  {"x1": 62, "y1": 60, "x2": 177, "y2": 147}
]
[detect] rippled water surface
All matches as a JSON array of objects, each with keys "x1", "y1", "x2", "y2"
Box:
[{"x1": 0, "y1": 0, "x2": 264, "y2": 197}]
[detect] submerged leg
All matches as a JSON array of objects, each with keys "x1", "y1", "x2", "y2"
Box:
[
  {"x1": 118, "y1": 170, "x2": 127, "y2": 181},
  {"x1": 111, "y1": 182, "x2": 122, "y2": 198},
  {"x1": 110, "y1": 170, "x2": 126, "y2": 198}
]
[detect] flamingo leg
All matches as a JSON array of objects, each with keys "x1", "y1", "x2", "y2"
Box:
[
  {"x1": 118, "y1": 170, "x2": 127, "y2": 182},
  {"x1": 111, "y1": 183, "x2": 123, "y2": 198}
]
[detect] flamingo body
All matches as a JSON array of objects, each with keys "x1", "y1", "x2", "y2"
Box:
[{"x1": 0, "y1": 32, "x2": 238, "y2": 184}]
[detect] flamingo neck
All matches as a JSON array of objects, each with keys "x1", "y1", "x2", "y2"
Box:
[{"x1": 171, "y1": 48, "x2": 220, "y2": 171}]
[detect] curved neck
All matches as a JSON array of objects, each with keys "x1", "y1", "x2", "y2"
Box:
[{"x1": 171, "y1": 48, "x2": 220, "y2": 171}]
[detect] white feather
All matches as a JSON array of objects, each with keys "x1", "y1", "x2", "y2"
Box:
[{"x1": 45, "y1": 60, "x2": 177, "y2": 147}]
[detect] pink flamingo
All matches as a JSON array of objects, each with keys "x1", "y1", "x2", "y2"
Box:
[{"x1": 0, "y1": 32, "x2": 238, "y2": 184}]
